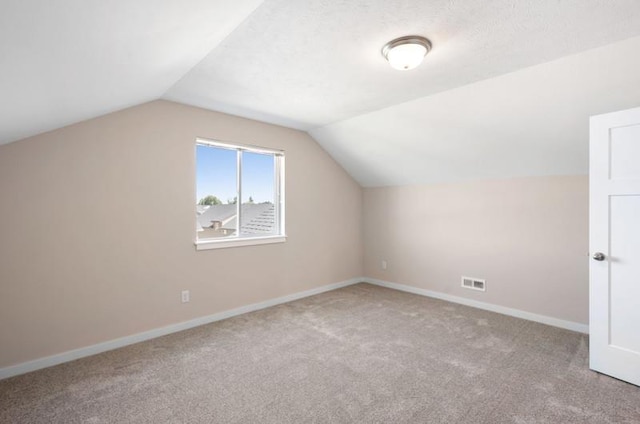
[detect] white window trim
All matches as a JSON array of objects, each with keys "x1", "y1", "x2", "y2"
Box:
[
  {"x1": 194, "y1": 137, "x2": 286, "y2": 250},
  {"x1": 195, "y1": 235, "x2": 287, "y2": 251}
]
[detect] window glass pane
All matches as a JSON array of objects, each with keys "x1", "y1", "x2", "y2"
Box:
[
  {"x1": 240, "y1": 151, "x2": 276, "y2": 236},
  {"x1": 196, "y1": 145, "x2": 237, "y2": 239}
]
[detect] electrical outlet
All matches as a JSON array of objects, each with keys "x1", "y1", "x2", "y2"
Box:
[
  {"x1": 381, "y1": 260, "x2": 387, "y2": 270},
  {"x1": 181, "y1": 290, "x2": 190, "y2": 303}
]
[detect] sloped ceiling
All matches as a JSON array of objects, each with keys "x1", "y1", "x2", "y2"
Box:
[
  {"x1": 0, "y1": 0, "x2": 264, "y2": 144},
  {"x1": 310, "y1": 36, "x2": 640, "y2": 186},
  {"x1": 2, "y1": 0, "x2": 640, "y2": 186}
]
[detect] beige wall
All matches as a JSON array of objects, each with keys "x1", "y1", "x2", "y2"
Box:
[
  {"x1": 0, "y1": 100, "x2": 590, "y2": 370},
  {"x1": 0, "y1": 100, "x2": 363, "y2": 368},
  {"x1": 363, "y1": 176, "x2": 589, "y2": 324}
]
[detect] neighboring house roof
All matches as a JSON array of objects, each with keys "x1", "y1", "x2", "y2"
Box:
[
  {"x1": 196, "y1": 203, "x2": 276, "y2": 235},
  {"x1": 241, "y1": 204, "x2": 276, "y2": 235},
  {"x1": 196, "y1": 205, "x2": 210, "y2": 215},
  {"x1": 197, "y1": 204, "x2": 237, "y2": 229}
]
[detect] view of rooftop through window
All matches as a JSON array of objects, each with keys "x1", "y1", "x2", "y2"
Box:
[{"x1": 196, "y1": 143, "x2": 280, "y2": 241}]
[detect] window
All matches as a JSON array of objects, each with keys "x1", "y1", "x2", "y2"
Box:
[{"x1": 195, "y1": 138, "x2": 285, "y2": 250}]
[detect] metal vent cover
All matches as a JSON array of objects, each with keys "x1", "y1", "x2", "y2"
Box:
[{"x1": 462, "y1": 276, "x2": 486, "y2": 292}]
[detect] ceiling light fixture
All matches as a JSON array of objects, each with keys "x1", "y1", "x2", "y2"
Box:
[{"x1": 382, "y1": 35, "x2": 432, "y2": 71}]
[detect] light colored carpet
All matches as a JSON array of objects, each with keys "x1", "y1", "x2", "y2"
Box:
[{"x1": 1, "y1": 283, "x2": 639, "y2": 423}]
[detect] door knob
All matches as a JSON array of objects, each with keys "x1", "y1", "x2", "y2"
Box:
[{"x1": 593, "y1": 252, "x2": 606, "y2": 261}]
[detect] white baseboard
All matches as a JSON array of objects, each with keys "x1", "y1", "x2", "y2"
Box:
[
  {"x1": 363, "y1": 277, "x2": 589, "y2": 334},
  {"x1": 0, "y1": 277, "x2": 362, "y2": 380},
  {"x1": 0, "y1": 276, "x2": 589, "y2": 380}
]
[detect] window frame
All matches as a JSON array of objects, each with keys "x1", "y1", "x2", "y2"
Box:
[{"x1": 195, "y1": 137, "x2": 286, "y2": 251}]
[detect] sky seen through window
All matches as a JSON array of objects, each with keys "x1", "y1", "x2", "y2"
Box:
[{"x1": 196, "y1": 145, "x2": 275, "y2": 204}]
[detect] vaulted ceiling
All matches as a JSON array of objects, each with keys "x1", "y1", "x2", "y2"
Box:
[{"x1": 2, "y1": 1, "x2": 640, "y2": 186}]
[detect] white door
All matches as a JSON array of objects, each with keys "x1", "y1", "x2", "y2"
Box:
[{"x1": 590, "y1": 106, "x2": 640, "y2": 386}]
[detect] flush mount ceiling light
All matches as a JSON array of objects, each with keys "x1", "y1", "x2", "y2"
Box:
[{"x1": 382, "y1": 35, "x2": 432, "y2": 71}]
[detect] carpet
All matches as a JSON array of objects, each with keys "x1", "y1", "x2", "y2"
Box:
[{"x1": 1, "y1": 283, "x2": 639, "y2": 423}]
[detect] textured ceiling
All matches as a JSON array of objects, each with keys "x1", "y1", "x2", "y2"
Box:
[
  {"x1": 310, "y1": 36, "x2": 640, "y2": 186},
  {"x1": 0, "y1": 0, "x2": 264, "y2": 144},
  {"x1": 2, "y1": 0, "x2": 640, "y2": 186},
  {"x1": 165, "y1": 0, "x2": 640, "y2": 130}
]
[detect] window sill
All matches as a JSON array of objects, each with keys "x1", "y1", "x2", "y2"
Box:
[{"x1": 195, "y1": 235, "x2": 287, "y2": 251}]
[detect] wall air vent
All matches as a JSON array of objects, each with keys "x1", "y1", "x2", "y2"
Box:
[{"x1": 462, "y1": 276, "x2": 486, "y2": 292}]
